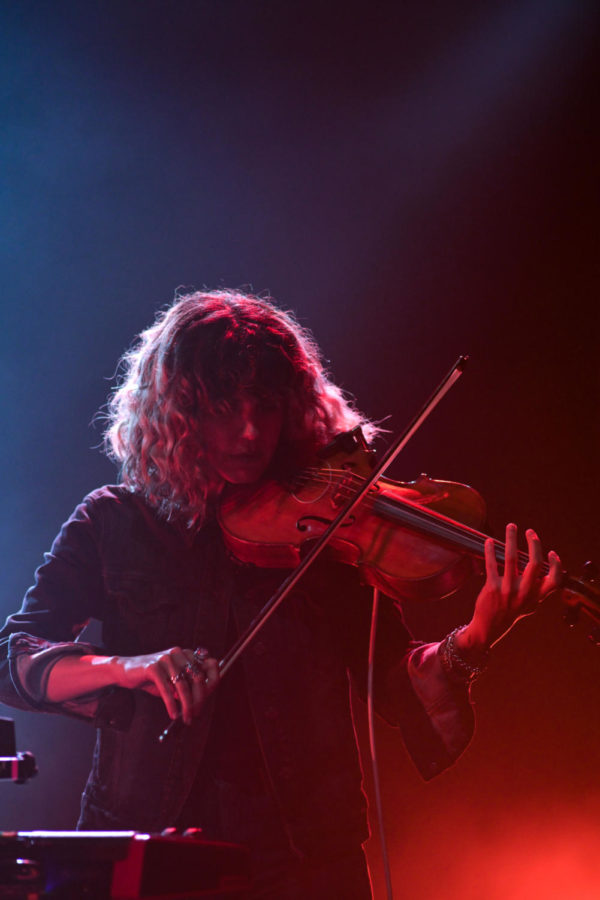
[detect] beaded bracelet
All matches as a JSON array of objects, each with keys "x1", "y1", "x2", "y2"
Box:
[{"x1": 439, "y1": 626, "x2": 489, "y2": 684}]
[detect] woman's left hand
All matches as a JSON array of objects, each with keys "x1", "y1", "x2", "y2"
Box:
[{"x1": 455, "y1": 523, "x2": 563, "y2": 658}]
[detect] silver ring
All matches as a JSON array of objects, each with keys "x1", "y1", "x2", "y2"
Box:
[
  {"x1": 193, "y1": 647, "x2": 210, "y2": 663},
  {"x1": 169, "y1": 670, "x2": 188, "y2": 686},
  {"x1": 184, "y1": 661, "x2": 203, "y2": 679}
]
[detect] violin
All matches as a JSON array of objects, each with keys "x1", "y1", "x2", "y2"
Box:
[
  {"x1": 161, "y1": 426, "x2": 599, "y2": 742},
  {"x1": 219, "y1": 429, "x2": 600, "y2": 626}
]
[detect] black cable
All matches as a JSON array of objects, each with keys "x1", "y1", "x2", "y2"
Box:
[{"x1": 367, "y1": 587, "x2": 394, "y2": 900}]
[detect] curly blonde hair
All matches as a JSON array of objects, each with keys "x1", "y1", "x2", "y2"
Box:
[{"x1": 105, "y1": 289, "x2": 377, "y2": 527}]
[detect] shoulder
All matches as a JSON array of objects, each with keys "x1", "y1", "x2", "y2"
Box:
[
  {"x1": 75, "y1": 485, "x2": 191, "y2": 554},
  {"x1": 61, "y1": 485, "x2": 154, "y2": 537},
  {"x1": 80, "y1": 484, "x2": 143, "y2": 511}
]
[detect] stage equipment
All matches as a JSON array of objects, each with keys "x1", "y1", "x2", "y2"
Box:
[
  {"x1": 0, "y1": 718, "x2": 37, "y2": 785},
  {"x1": 0, "y1": 830, "x2": 250, "y2": 899}
]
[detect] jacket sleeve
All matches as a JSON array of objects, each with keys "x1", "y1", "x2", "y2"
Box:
[
  {"x1": 382, "y1": 638, "x2": 475, "y2": 779},
  {"x1": 0, "y1": 495, "x2": 132, "y2": 728}
]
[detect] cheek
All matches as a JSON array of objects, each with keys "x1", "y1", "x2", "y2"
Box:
[{"x1": 204, "y1": 425, "x2": 232, "y2": 460}]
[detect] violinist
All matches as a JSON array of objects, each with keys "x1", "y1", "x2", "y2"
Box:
[{"x1": 0, "y1": 290, "x2": 562, "y2": 899}]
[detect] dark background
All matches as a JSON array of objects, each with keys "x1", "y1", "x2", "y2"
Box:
[{"x1": 1, "y1": 2, "x2": 598, "y2": 897}]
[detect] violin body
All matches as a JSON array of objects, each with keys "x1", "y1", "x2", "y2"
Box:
[{"x1": 219, "y1": 439, "x2": 487, "y2": 602}]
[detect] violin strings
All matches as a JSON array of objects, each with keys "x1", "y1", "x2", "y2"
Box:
[
  {"x1": 373, "y1": 495, "x2": 548, "y2": 574},
  {"x1": 290, "y1": 467, "x2": 550, "y2": 576}
]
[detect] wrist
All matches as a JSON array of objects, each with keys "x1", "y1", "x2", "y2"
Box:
[
  {"x1": 453, "y1": 624, "x2": 491, "y2": 660},
  {"x1": 439, "y1": 626, "x2": 489, "y2": 685}
]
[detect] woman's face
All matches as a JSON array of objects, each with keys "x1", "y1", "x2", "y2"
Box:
[{"x1": 203, "y1": 394, "x2": 284, "y2": 484}]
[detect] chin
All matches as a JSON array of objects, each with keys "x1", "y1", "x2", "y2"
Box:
[{"x1": 221, "y1": 463, "x2": 268, "y2": 485}]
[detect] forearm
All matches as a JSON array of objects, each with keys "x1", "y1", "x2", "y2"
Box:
[
  {"x1": 43, "y1": 653, "x2": 119, "y2": 702},
  {"x1": 43, "y1": 647, "x2": 219, "y2": 725},
  {"x1": 0, "y1": 632, "x2": 108, "y2": 717}
]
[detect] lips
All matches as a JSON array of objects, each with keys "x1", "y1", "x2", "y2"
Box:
[{"x1": 224, "y1": 452, "x2": 267, "y2": 470}]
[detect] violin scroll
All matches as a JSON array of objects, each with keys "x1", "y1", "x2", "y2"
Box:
[{"x1": 561, "y1": 560, "x2": 600, "y2": 639}]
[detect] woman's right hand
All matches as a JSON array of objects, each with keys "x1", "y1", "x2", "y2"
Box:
[{"x1": 112, "y1": 647, "x2": 220, "y2": 724}]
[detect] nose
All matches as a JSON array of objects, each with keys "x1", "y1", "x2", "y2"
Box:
[
  {"x1": 240, "y1": 416, "x2": 259, "y2": 441},
  {"x1": 238, "y1": 399, "x2": 259, "y2": 442}
]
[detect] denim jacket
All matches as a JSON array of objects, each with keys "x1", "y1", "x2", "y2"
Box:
[{"x1": 0, "y1": 486, "x2": 474, "y2": 851}]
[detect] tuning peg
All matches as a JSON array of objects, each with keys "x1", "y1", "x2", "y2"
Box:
[
  {"x1": 562, "y1": 605, "x2": 580, "y2": 627},
  {"x1": 588, "y1": 625, "x2": 600, "y2": 646}
]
